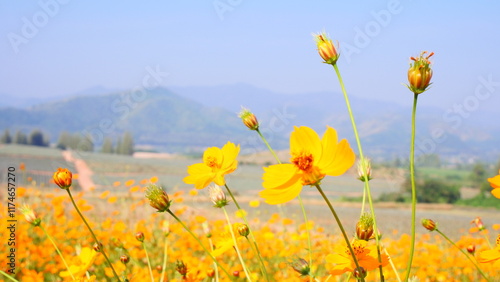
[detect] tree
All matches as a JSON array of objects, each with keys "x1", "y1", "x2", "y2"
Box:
[
  {"x1": 117, "y1": 132, "x2": 134, "y2": 155},
  {"x1": 402, "y1": 172, "x2": 460, "y2": 204},
  {"x1": 56, "y1": 131, "x2": 72, "y2": 150},
  {"x1": 101, "y1": 137, "x2": 114, "y2": 154},
  {"x1": 0, "y1": 129, "x2": 12, "y2": 144},
  {"x1": 29, "y1": 129, "x2": 48, "y2": 147},
  {"x1": 469, "y1": 162, "x2": 487, "y2": 190},
  {"x1": 13, "y1": 130, "x2": 28, "y2": 144}
]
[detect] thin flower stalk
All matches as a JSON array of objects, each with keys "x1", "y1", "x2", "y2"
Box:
[
  {"x1": 255, "y1": 127, "x2": 314, "y2": 280},
  {"x1": 160, "y1": 236, "x2": 168, "y2": 282},
  {"x1": 222, "y1": 207, "x2": 253, "y2": 281},
  {"x1": 0, "y1": 271, "x2": 19, "y2": 282},
  {"x1": 314, "y1": 183, "x2": 364, "y2": 282},
  {"x1": 208, "y1": 235, "x2": 220, "y2": 282},
  {"x1": 40, "y1": 224, "x2": 76, "y2": 281},
  {"x1": 333, "y1": 64, "x2": 385, "y2": 281},
  {"x1": 66, "y1": 189, "x2": 121, "y2": 281},
  {"x1": 436, "y1": 229, "x2": 489, "y2": 281},
  {"x1": 223, "y1": 183, "x2": 269, "y2": 281},
  {"x1": 404, "y1": 93, "x2": 418, "y2": 281},
  {"x1": 141, "y1": 241, "x2": 154, "y2": 282},
  {"x1": 166, "y1": 210, "x2": 233, "y2": 279}
]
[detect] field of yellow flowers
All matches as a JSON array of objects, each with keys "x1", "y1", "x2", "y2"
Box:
[
  {"x1": 2, "y1": 32, "x2": 500, "y2": 282},
  {"x1": 2, "y1": 174, "x2": 500, "y2": 282}
]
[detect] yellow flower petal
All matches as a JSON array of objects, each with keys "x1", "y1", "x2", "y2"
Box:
[
  {"x1": 478, "y1": 248, "x2": 500, "y2": 263},
  {"x1": 220, "y1": 142, "x2": 240, "y2": 173},
  {"x1": 488, "y1": 175, "x2": 500, "y2": 189},
  {"x1": 290, "y1": 126, "x2": 322, "y2": 161},
  {"x1": 316, "y1": 126, "x2": 339, "y2": 169},
  {"x1": 262, "y1": 164, "x2": 300, "y2": 189},
  {"x1": 492, "y1": 188, "x2": 500, "y2": 199},
  {"x1": 260, "y1": 180, "x2": 303, "y2": 205},
  {"x1": 183, "y1": 163, "x2": 214, "y2": 189},
  {"x1": 322, "y1": 139, "x2": 355, "y2": 176}
]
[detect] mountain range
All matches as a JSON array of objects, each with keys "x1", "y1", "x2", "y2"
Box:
[{"x1": 1, "y1": 84, "x2": 499, "y2": 162}]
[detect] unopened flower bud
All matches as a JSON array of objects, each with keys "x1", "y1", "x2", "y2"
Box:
[
  {"x1": 156, "y1": 265, "x2": 162, "y2": 272},
  {"x1": 356, "y1": 213, "x2": 374, "y2": 241},
  {"x1": 422, "y1": 218, "x2": 437, "y2": 231},
  {"x1": 120, "y1": 255, "x2": 130, "y2": 264},
  {"x1": 93, "y1": 242, "x2": 103, "y2": 252},
  {"x1": 290, "y1": 257, "x2": 310, "y2": 277},
  {"x1": 233, "y1": 271, "x2": 240, "y2": 277},
  {"x1": 466, "y1": 244, "x2": 475, "y2": 254},
  {"x1": 471, "y1": 217, "x2": 486, "y2": 231},
  {"x1": 20, "y1": 205, "x2": 41, "y2": 227},
  {"x1": 357, "y1": 158, "x2": 372, "y2": 182},
  {"x1": 135, "y1": 232, "x2": 145, "y2": 242},
  {"x1": 353, "y1": 266, "x2": 367, "y2": 279},
  {"x1": 53, "y1": 168, "x2": 72, "y2": 189},
  {"x1": 237, "y1": 224, "x2": 250, "y2": 237},
  {"x1": 206, "y1": 269, "x2": 215, "y2": 278},
  {"x1": 238, "y1": 107, "x2": 259, "y2": 131},
  {"x1": 208, "y1": 184, "x2": 228, "y2": 208},
  {"x1": 175, "y1": 260, "x2": 188, "y2": 277},
  {"x1": 314, "y1": 32, "x2": 339, "y2": 65},
  {"x1": 145, "y1": 184, "x2": 171, "y2": 212},
  {"x1": 407, "y1": 51, "x2": 434, "y2": 95}
]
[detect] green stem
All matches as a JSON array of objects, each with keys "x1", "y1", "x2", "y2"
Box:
[
  {"x1": 224, "y1": 184, "x2": 269, "y2": 281},
  {"x1": 256, "y1": 128, "x2": 313, "y2": 281},
  {"x1": 40, "y1": 224, "x2": 76, "y2": 281},
  {"x1": 333, "y1": 64, "x2": 384, "y2": 281},
  {"x1": 208, "y1": 236, "x2": 219, "y2": 282},
  {"x1": 142, "y1": 242, "x2": 155, "y2": 282},
  {"x1": 222, "y1": 207, "x2": 253, "y2": 281},
  {"x1": 66, "y1": 189, "x2": 121, "y2": 281},
  {"x1": 384, "y1": 247, "x2": 402, "y2": 282},
  {"x1": 436, "y1": 229, "x2": 490, "y2": 281},
  {"x1": 404, "y1": 93, "x2": 418, "y2": 281},
  {"x1": 256, "y1": 129, "x2": 280, "y2": 162},
  {"x1": 314, "y1": 183, "x2": 364, "y2": 282},
  {"x1": 0, "y1": 270, "x2": 19, "y2": 282},
  {"x1": 160, "y1": 235, "x2": 168, "y2": 282},
  {"x1": 166, "y1": 210, "x2": 233, "y2": 279}
]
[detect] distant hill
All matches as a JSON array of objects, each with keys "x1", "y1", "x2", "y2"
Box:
[{"x1": 1, "y1": 85, "x2": 499, "y2": 162}]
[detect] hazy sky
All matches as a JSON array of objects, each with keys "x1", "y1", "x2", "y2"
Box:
[{"x1": 1, "y1": 1, "x2": 500, "y2": 110}]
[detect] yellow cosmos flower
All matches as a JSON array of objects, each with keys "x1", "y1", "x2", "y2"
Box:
[
  {"x1": 478, "y1": 234, "x2": 500, "y2": 269},
  {"x1": 60, "y1": 247, "x2": 99, "y2": 279},
  {"x1": 183, "y1": 142, "x2": 240, "y2": 189},
  {"x1": 325, "y1": 239, "x2": 388, "y2": 276},
  {"x1": 488, "y1": 172, "x2": 500, "y2": 199},
  {"x1": 260, "y1": 126, "x2": 355, "y2": 204}
]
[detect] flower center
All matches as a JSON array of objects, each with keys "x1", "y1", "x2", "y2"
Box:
[
  {"x1": 206, "y1": 156, "x2": 219, "y2": 169},
  {"x1": 291, "y1": 152, "x2": 314, "y2": 172},
  {"x1": 345, "y1": 241, "x2": 365, "y2": 257}
]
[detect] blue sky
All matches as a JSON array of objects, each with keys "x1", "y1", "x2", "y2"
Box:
[{"x1": 1, "y1": 1, "x2": 500, "y2": 110}]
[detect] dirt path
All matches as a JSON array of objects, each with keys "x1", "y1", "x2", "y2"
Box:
[{"x1": 62, "y1": 150, "x2": 96, "y2": 191}]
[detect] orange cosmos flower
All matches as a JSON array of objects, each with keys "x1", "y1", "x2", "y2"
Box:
[
  {"x1": 478, "y1": 234, "x2": 500, "y2": 267},
  {"x1": 53, "y1": 168, "x2": 72, "y2": 189},
  {"x1": 325, "y1": 239, "x2": 388, "y2": 276},
  {"x1": 488, "y1": 171, "x2": 500, "y2": 199},
  {"x1": 183, "y1": 141, "x2": 240, "y2": 189},
  {"x1": 407, "y1": 51, "x2": 434, "y2": 95},
  {"x1": 259, "y1": 126, "x2": 355, "y2": 204}
]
